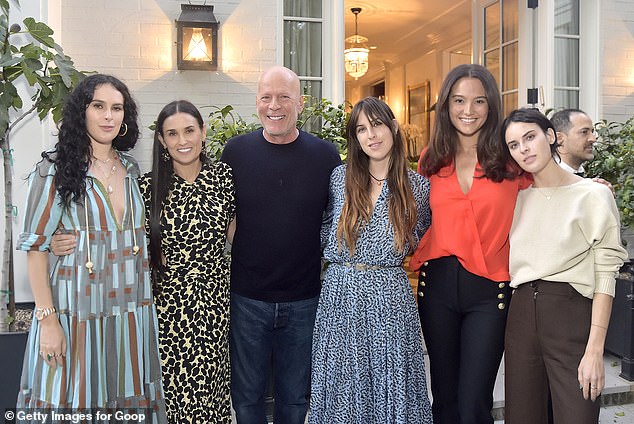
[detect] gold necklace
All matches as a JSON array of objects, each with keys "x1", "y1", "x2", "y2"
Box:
[
  {"x1": 533, "y1": 174, "x2": 567, "y2": 200},
  {"x1": 92, "y1": 153, "x2": 118, "y2": 194}
]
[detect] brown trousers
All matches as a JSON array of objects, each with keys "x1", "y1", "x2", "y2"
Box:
[{"x1": 504, "y1": 280, "x2": 601, "y2": 424}]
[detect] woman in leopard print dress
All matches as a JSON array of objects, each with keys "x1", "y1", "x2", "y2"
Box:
[{"x1": 140, "y1": 100, "x2": 235, "y2": 423}]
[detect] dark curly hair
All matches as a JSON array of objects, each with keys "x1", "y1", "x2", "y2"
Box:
[
  {"x1": 43, "y1": 74, "x2": 140, "y2": 207},
  {"x1": 148, "y1": 100, "x2": 209, "y2": 275},
  {"x1": 419, "y1": 64, "x2": 516, "y2": 182}
]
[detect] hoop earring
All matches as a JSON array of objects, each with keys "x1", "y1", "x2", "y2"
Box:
[{"x1": 118, "y1": 123, "x2": 128, "y2": 137}]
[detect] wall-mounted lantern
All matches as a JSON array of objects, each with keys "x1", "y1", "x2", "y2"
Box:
[{"x1": 176, "y1": 4, "x2": 219, "y2": 71}]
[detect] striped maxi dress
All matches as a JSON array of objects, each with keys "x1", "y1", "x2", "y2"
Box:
[{"x1": 15, "y1": 152, "x2": 167, "y2": 423}]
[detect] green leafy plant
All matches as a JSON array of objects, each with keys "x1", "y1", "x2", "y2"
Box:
[
  {"x1": 0, "y1": 0, "x2": 85, "y2": 331},
  {"x1": 297, "y1": 97, "x2": 350, "y2": 160},
  {"x1": 203, "y1": 104, "x2": 260, "y2": 160},
  {"x1": 586, "y1": 117, "x2": 634, "y2": 229}
]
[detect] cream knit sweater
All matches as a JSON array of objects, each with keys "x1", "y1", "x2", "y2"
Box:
[{"x1": 509, "y1": 179, "x2": 628, "y2": 298}]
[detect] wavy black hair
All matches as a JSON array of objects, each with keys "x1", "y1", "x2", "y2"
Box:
[
  {"x1": 43, "y1": 74, "x2": 140, "y2": 207},
  {"x1": 148, "y1": 100, "x2": 209, "y2": 275}
]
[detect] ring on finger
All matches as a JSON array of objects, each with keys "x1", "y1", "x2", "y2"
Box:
[{"x1": 46, "y1": 353, "x2": 52, "y2": 361}]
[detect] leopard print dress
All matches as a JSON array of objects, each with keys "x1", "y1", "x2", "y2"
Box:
[{"x1": 139, "y1": 161, "x2": 235, "y2": 423}]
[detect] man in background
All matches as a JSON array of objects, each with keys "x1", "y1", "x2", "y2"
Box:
[{"x1": 551, "y1": 108, "x2": 597, "y2": 176}]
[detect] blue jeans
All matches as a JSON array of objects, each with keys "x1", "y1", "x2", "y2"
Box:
[{"x1": 230, "y1": 293, "x2": 318, "y2": 424}]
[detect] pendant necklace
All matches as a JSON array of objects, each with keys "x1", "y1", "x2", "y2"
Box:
[
  {"x1": 92, "y1": 153, "x2": 118, "y2": 194},
  {"x1": 534, "y1": 174, "x2": 566, "y2": 200},
  {"x1": 369, "y1": 172, "x2": 387, "y2": 185}
]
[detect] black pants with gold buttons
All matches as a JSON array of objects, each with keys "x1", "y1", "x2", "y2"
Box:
[{"x1": 417, "y1": 255, "x2": 511, "y2": 424}]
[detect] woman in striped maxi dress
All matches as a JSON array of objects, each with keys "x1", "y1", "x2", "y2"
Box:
[{"x1": 16, "y1": 74, "x2": 166, "y2": 423}]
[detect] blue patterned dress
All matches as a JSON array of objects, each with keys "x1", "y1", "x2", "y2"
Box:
[
  {"x1": 16, "y1": 152, "x2": 166, "y2": 423},
  {"x1": 309, "y1": 165, "x2": 433, "y2": 424}
]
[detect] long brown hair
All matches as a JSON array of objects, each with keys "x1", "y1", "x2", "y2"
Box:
[
  {"x1": 337, "y1": 97, "x2": 417, "y2": 255},
  {"x1": 419, "y1": 64, "x2": 515, "y2": 182}
]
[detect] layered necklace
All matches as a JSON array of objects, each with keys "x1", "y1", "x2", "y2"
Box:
[{"x1": 92, "y1": 151, "x2": 118, "y2": 194}]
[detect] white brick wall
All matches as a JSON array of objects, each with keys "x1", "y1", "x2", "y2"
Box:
[
  {"x1": 53, "y1": 0, "x2": 277, "y2": 172},
  {"x1": 601, "y1": 0, "x2": 634, "y2": 122}
]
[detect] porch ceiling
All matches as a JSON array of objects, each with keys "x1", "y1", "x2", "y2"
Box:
[{"x1": 344, "y1": 0, "x2": 472, "y2": 82}]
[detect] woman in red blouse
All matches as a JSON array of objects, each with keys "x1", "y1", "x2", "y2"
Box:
[{"x1": 410, "y1": 64, "x2": 530, "y2": 424}]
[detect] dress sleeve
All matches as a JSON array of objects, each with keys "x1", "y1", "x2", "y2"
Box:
[
  {"x1": 321, "y1": 165, "x2": 341, "y2": 250},
  {"x1": 138, "y1": 174, "x2": 152, "y2": 238},
  {"x1": 221, "y1": 162, "x2": 236, "y2": 221},
  {"x1": 16, "y1": 163, "x2": 64, "y2": 252},
  {"x1": 410, "y1": 171, "x2": 431, "y2": 248}
]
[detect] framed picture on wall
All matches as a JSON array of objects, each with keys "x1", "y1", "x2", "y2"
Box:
[{"x1": 405, "y1": 80, "x2": 431, "y2": 161}]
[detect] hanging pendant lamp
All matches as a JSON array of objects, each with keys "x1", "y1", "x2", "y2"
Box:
[{"x1": 344, "y1": 7, "x2": 369, "y2": 79}]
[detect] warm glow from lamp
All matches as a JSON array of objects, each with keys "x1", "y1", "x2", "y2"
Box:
[
  {"x1": 345, "y1": 8, "x2": 369, "y2": 79},
  {"x1": 344, "y1": 47, "x2": 369, "y2": 79},
  {"x1": 186, "y1": 28, "x2": 209, "y2": 61},
  {"x1": 175, "y1": 4, "x2": 218, "y2": 71}
]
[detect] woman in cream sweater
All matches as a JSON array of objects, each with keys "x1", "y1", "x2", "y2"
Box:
[{"x1": 501, "y1": 108, "x2": 627, "y2": 424}]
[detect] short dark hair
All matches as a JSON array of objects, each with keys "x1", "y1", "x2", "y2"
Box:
[
  {"x1": 502, "y1": 108, "x2": 559, "y2": 156},
  {"x1": 550, "y1": 108, "x2": 587, "y2": 134}
]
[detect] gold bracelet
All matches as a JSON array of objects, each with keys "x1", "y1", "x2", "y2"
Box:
[{"x1": 35, "y1": 306, "x2": 57, "y2": 321}]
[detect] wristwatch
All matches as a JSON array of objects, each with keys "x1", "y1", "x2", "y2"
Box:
[{"x1": 35, "y1": 306, "x2": 57, "y2": 321}]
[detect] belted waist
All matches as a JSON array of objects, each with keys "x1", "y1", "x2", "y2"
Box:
[{"x1": 334, "y1": 261, "x2": 401, "y2": 272}]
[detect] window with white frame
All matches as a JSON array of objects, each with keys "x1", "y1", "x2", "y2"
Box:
[
  {"x1": 283, "y1": 0, "x2": 323, "y2": 100},
  {"x1": 482, "y1": 0, "x2": 519, "y2": 115},
  {"x1": 553, "y1": 0, "x2": 579, "y2": 109}
]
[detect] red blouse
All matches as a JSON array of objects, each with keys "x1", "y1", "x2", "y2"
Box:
[{"x1": 410, "y1": 162, "x2": 531, "y2": 282}]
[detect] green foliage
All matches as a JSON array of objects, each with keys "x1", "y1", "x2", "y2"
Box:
[
  {"x1": 203, "y1": 104, "x2": 260, "y2": 160},
  {"x1": 586, "y1": 117, "x2": 634, "y2": 228},
  {"x1": 0, "y1": 0, "x2": 85, "y2": 140},
  {"x1": 1, "y1": 0, "x2": 85, "y2": 330},
  {"x1": 298, "y1": 97, "x2": 350, "y2": 160},
  {"x1": 201, "y1": 97, "x2": 350, "y2": 161}
]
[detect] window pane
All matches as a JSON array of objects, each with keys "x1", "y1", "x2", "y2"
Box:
[
  {"x1": 554, "y1": 38, "x2": 579, "y2": 86},
  {"x1": 485, "y1": 50, "x2": 500, "y2": 87},
  {"x1": 554, "y1": 89, "x2": 579, "y2": 109},
  {"x1": 503, "y1": 92, "x2": 518, "y2": 116},
  {"x1": 484, "y1": 2, "x2": 500, "y2": 50},
  {"x1": 300, "y1": 80, "x2": 322, "y2": 100},
  {"x1": 555, "y1": 0, "x2": 579, "y2": 35},
  {"x1": 502, "y1": 0, "x2": 518, "y2": 42},
  {"x1": 284, "y1": 0, "x2": 322, "y2": 18},
  {"x1": 502, "y1": 43, "x2": 518, "y2": 91},
  {"x1": 284, "y1": 21, "x2": 322, "y2": 77},
  {"x1": 300, "y1": 81, "x2": 323, "y2": 134}
]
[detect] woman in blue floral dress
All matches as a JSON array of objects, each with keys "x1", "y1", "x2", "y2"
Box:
[{"x1": 309, "y1": 97, "x2": 433, "y2": 423}]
